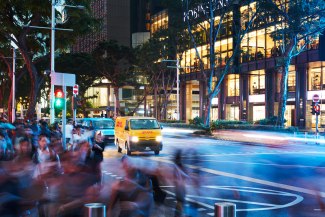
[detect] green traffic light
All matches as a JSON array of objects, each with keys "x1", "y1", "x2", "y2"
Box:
[{"x1": 55, "y1": 98, "x2": 64, "y2": 109}]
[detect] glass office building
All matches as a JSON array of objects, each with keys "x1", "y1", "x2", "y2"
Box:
[{"x1": 152, "y1": 1, "x2": 324, "y2": 129}]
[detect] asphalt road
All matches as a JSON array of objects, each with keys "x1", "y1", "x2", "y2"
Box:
[{"x1": 101, "y1": 128, "x2": 325, "y2": 217}]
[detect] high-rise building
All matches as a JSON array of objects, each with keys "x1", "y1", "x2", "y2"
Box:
[{"x1": 71, "y1": 0, "x2": 131, "y2": 53}]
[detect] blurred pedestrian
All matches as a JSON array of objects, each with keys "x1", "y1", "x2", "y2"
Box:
[
  {"x1": 108, "y1": 155, "x2": 153, "y2": 217},
  {"x1": 89, "y1": 131, "x2": 105, "y2": 183},
  {"x1": 0, "y1": 131, "x2": 7, "y2": 160},
  {"x1": 65, "y1": 120, "x2": 74, "y2": 146},
  {"x1": 40, "y1": 121, "x2": 51, "y2": 139},
  {"x1": 173, "y1": 149, "x2": 188, "y2": 217}
]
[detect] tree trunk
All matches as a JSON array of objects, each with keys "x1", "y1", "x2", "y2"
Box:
[
  {"x1": 0, "y1": 53, "x2": 14, "y2": 122},
  {"x1": 204, "y1": 96, "x2": 212, "y2": 127},
  {"x1": 277, "y1": 63, "x2": 290, "y2": 127},
  {"x1": 18, "y1": 38, "x2": 39, "y2": 121},
  {"x1": 154, "y1": 85, "x2": 158, "y2": 119},
  {"x1": 113, "y1": 87, "x2": 120, "y2": 116}
]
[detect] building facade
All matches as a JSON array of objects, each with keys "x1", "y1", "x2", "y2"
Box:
[
  {"x1": 151, "y1": 1, "x2": 324, "y2": 129},
  {"x1": 71, "y1": 0, "x2": 131, "y2": 53}
]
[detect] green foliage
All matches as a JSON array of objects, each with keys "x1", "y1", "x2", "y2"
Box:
[
  {"x1": 56, "y1": 53, "x2": 101, "y2": 95},
  {"x1": 210, "y1": 120, "x2": 249, "y2": 131},
  {"x1": 188, "y1": 116, "x2": 204, "y2": 126},
  {"x1": 93, "y1": 40, "x2": 137, "y2": 88},
  {"x1": 160, "y1": 122, "x2": 203, "y2": 130},
  {"x1": 160, "y1": 120, "x2": 186, "y2": 124},
  {"x1": 255, "y1": 116, "x2": 287, "y2": 125}
]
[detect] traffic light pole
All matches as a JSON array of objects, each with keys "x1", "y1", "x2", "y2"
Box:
[
  {"x1": 73, "y1": 94, "x2": 76, "y2": 123},
  {"x1": 316, "y1": 113, "x2": 319, "y2": 133},
  {"x1": 62, "y1": 84, "x2": 67, "y2": 151},
  {"x1": 50, "y1": 0, "x2": 56, "y2": 124}
]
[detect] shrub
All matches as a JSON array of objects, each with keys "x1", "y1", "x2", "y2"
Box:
[
  {"x1": 188, "y1": 116, "x2": 204, "y2": 126},
  {"x1": 255, "y1": 116, "x2": 286, "y2": 125},
  {"x1": 160, "y1": 120, "x2": 186, "y2": 124},
  {"x1": 210, "y1": 120, "x2": 249, "y2": 131}
]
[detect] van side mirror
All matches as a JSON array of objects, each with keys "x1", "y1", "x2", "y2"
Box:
[{"x1": 125, "y1": 125, "x2": 129, "y2": 131}]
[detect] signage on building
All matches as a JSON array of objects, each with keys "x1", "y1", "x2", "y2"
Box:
[{"x1": 183, "y1": 0, "x2": 229, "y2": 22}]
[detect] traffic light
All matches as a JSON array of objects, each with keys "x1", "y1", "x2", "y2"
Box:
[
  {"x1": 314, "y1": 103, "x2": 321, "y2": 115},
  {"x1": 311, "y1": 102, "x2": 316, "y2": 115},
  {"x1": 54, "y1": 89, "x2": 64, "y2": 109}
]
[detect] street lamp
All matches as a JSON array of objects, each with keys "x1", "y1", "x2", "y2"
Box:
[
  {"x1": 162, "y1": 59, "x2": 193, "y2": 121},
  {"x1": 10, "y1": 35, "x2": 18, "y2": 123},
  {"x1": 162, "y1": 59, "x2": 180, "y2": 120}
]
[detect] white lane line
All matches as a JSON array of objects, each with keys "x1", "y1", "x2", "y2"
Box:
[
  {"x1": 152, "y1": 158, "x2": 325, "y2": 198},
  {"x1": 186, "y1": 195, "x2": 277, "y2": 207},
  {"x1": 243, "y1": 133, "x2": 325, "y2": 144},
  {"x1": 190, "y1": 151, "x2": 325, "y2": 157},
  {"x1": 198, "y1": 160, "x2": 325, "y2": 169},
  {"x1": 163, "y1": 185, "x2": 303, "y2": 212},
  {"x1": 163, "y1": 189, "x2": 215, "y2": 210}
]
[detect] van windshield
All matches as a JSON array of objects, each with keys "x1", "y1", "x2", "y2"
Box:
[
  {"x1": 92, "y1": 120, "x2": 114, "y2": 129},
  {"x1": 130, "y1": 119, "x2": 160, "y2": 130}
]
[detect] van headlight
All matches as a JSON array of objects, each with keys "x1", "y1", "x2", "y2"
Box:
[
  {"x1": 130, "y1": 136, "x2": 139, "y2": 143},
  {"x1": 156, "y1": 136, "x2": 162, "y2": 142}
]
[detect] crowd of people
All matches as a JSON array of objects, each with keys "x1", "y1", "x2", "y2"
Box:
[
  {"x1": 0, "y1": 118, "x2": 106, "y2": 217},
  {"x1": 0, "y1": 118, "x2": 202, "y2": 217}
]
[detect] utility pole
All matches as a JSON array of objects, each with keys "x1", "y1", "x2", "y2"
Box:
[
  {"x1": 12, "y1": 48, "x2": 16, "y2": 123},
  {"x1": 50, "y1": 0, "x2": 56, "y2": 124}
]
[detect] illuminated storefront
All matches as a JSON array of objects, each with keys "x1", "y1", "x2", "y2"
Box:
[{"x1": 151, "y1": 2, "x2": 323, "y2": 129}]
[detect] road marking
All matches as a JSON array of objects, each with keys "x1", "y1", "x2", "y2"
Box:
[
  {"x1": 243, "y1": 133, "x2": 325, "y2": 144},
  {"x1": 190, "y1": 151, "x2": 325, "y2": 157},
  {"x1": 152, "y1": 157, "x2": 325, "y2": 198},
  {"x1": 198, "y1": 160, "x2": 325, "y2": 169},
  {"x1": 162, "y1": 186, "x2": 303, "y2": 212}
]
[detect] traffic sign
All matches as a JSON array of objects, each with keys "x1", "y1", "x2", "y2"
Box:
[
  {"x1": 312, "y1": 94, "x2": 320, "y2": 102},
  {"x1": 73, "y1": 84, "x2": 79, "y2": 95}
]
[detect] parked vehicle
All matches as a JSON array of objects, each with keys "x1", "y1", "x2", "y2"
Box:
[{"x1": 114, "y1": 116, "x2": 163, "y2": 155}]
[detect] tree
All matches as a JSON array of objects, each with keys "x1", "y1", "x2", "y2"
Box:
[
  {"x1": 136, "y1": 33, "x2": 170, "y2": 119},
  {"x1": 55, "y1": 53, "x2": 102, "y2": 116},
  {"x1": 183, "y1": 0, "x2": 259, "y2": 127},
  {"x1": 260, "y1": 0, "x2": 325, "y2": 127},
  {"x1": 0, "y1": 0, "x2": 99, "y2": 120},
  {"x1": 0, "y1": 46, "x2": 13, "y2": 120},
  {"x1": 92, "y1": 40, "x2": 137, "y2": 116}
]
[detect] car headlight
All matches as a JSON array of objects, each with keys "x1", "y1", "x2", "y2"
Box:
[
  {"x1": 131, "y1": 136, "x2": 139, "y2": 143},
  {"x1": 156, "y1": 136, "x2": 162, "y2": 142}
]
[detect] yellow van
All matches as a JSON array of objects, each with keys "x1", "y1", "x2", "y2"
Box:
[{"x1": 115, "y1": 116, "x2": 163, "y2": 155}]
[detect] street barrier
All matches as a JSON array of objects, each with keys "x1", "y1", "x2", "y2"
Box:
[
  {"x1": 84, "y1": 203, "x2": 106, "y2": 217},
  {"x1": 214, "y1": 202, "x2": 236, "y2": 217}
]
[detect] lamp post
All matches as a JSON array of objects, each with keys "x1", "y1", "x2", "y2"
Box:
[
  {"x1": 163, "y1": 59, "x2": 193, "y2": 121},
  {"x1": 10, "y1": 35, "x2": 18, "y2": 123},
  {"x1": 162, "y1": 59, "x2": 180, "y2": 120},
  {"x1": 12, "y1": 48, "x2": 16, "y2": 123}
]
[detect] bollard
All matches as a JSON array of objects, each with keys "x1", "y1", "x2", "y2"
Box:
[
  {"x1": 214, "y1": 202, "x2": 236, "y2": 217},
  {"x1": 305, "y1": 132, "x2": 307, "y2": 144},
  {"x1": 84, "y1": 203, "x2": 106, "y2": 217}
]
